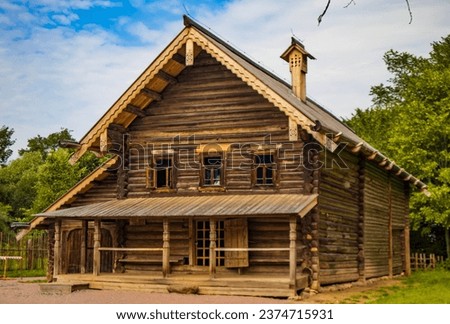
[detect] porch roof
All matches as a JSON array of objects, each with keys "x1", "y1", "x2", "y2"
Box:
[{"x1": 34, "y1": 194, "x2": 318, "y2": 219}]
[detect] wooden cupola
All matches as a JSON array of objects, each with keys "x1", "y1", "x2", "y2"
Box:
[{"x1": 281, "y1": 38, "x2": 315, "y2": 102}]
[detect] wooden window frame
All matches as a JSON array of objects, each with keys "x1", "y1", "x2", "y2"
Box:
[
  {"x1": 252, "y1": 152, "x2": 277, "y2": 188},
  {"x1": 199, "y1": 152, "x2": 225, "y2": 190},
  {"x1": 195, "y1": 220, "x2": 225, "y2": 267},
  {"x1": 146, "y1": 152, "x2": 176, "y2": 192}
]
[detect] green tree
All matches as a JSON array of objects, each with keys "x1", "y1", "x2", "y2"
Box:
[
  {"x1": 0, "y1": 152, "x2": 43, "y2": 220},
  {"x1": 345, "y1": 34, "x2": 450, "y2": 257},
  {"x1": 18, "y1": 128, "x2": 74, "y2": 158},
  {"x1": 0, "y1": 125, "x2": 15, "y2": 166},
  {"x1": 32, "y1": 149, "x2": 100, "y2": 213}
]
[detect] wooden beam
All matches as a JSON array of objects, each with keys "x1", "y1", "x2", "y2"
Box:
[
  {"x1": 209, "y1": 219, "x2": 217, "y2": 278},
  {"x1": 171, "y1": 53, "x2": 185, "y2": 65},
  {"x1": 141, "y1": 88, "x2": 162, "y2": 101},
  {"x1": 124, "y1": 104, "x2": 146, "y2": 118},
  {"x1": 186, "y1": 39, "x2": 194, "y2": 66},
  {"x1": 99, "y1": 129, "x2": 108, "y2": 154},
  {"x1": 289, "y1": 117, "x2": 298, "y2": 141},
  {"x1": 59, "y1": 140, "x2": 81, "y2": 149},
  {"x1": 157, "y1": 70, "x2": 177, "y2": 85},
  {"x1": 289, "y1": 216, "x2": 297, "y2": 292},
  {"x1": 80, "y1": 220, "x2": 87, "y2": 274},
  {"x1": 162, "y1": 218, "x2": 170, "y2": 278},
  {"x1": 53, "y1": 220, "x2": 61, "y2": 276},
  {"x1": 351, "y1": 142, "x2": 364, "y2": 153},
  {"x1": 108, "y1": 123, "x2": 127, "y2": 133},
  {"x1": 368, "y1": 150, "x2": 378, "y2": 160},
  {"x1": 332, "y1": 131, "x2": 342, "y2": 143},
  {"x1": 93, "y1": 220, "x2": 101, "y2": 276}
]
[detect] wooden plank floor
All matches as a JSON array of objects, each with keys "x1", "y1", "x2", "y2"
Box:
[{"x1": 56, "y1": 272, "x2": 308, "y2": 297}]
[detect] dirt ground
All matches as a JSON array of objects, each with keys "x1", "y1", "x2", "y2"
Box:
[{"x1": 0, "y1": 276, "x2": 402, "y2": 304}]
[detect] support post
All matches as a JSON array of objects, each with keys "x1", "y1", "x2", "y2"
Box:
[
  {"x1": 80, "y1": 220, "x2": 87, "y2": 274},
  {"x1": 289, "y1": 216, "x2": 297, "y2": 291},
  {"x1": 162, "y1": 218, "x2": 170, "y2": 277},
  {"x1": 53, "y1": 219, "x2": 62, "y2": 276},
  {"x1": 209, "y1": 219, "x2": 217, "y2": 278},
  {"x1": 93, "y1": 220, "x2": 101, "y2": 276}
]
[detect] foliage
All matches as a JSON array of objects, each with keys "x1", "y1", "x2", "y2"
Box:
[
  {"x1": 32, "y1": 149, "x2": 100, "y2": 213},
  {"x1": 345, "y1": 34, "x2": 450, "y2": 257},
  {"x1": 0, "y1": 152, "x2": 43, "y2": 220},
  {"x1": 0, "y1": 128, "x2": 104, "y2": 226},
  {"x1": 0, "y1": 125, "x2": 15, "y2": 166},
  {"x1": 18, "y1": 128, "x2": 74, "y2": 158}
]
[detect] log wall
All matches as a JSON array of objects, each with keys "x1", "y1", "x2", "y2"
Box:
[
  {"x1": 318, "y1": 148, "x2": 360, "y2": 285},
  {"x1": 364, "y1": 161, "x2": 408, "y2": 278},
  {"x1": 126, "y1": 50, "x2": 302, "y2": 196}
]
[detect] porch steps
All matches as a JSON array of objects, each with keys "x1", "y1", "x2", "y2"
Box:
[
  {"x1": 55, "y1": 273, "x2": 309, "y2": 298},
  {"x1": 39, "y1": 282, "x2": 90, "y2": 295}
]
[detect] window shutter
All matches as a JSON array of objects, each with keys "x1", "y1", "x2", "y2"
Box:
[{"x1": 224, "y1": 218, "x2": 249, "y2": 268}]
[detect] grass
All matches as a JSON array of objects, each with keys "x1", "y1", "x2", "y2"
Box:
[
  {"x1": 3, "y1": 269, "x2": 46, "y2": 278},
  {"x1": 343, "y1": 269, "x2": 450, "y2": 304}
]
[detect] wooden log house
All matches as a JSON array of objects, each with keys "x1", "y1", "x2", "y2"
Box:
[{"x1": 17, "y1": 16, "x2": 429, "y2": 297}]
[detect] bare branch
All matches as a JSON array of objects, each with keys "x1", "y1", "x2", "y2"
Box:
[
  {"x1": 318, "y1": 0, "x2": 331, "y2": 26},
  {"x1": 405, "y1": 0, "x2": 413, "y2": 24},
  {"x1": 344, "y1": 0, "x2": 356, "y2": 8}
]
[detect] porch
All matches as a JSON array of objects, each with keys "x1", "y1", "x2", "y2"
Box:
[{"x1": 54, "y1": 271, "x2": 310, "y2": 298}]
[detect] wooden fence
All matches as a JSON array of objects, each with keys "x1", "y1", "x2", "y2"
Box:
[
  {"x1": 410, "y1": 253, "x2": 446, "y2": 271},
  {"x1": 0, "y1": 231, "x2": 48, "y2": 272}
]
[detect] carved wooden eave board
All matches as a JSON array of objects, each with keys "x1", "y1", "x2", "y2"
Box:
[{"x1": 16, "y1": 157, "x2": 118, "y2": 240}]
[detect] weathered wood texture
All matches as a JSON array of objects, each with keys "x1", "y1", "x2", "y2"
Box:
[
  {"x1": 63, "y1": 227, "x2": 113, "y2": 274},
  {"x1": 121, "y1": 220, "x2": 189, "y2": 273},
  {"x1": 363, "y1": 161, "x2": 408, "y2": 278},
  {"x1": 318, "y1": 149, "x2": 360, "y2": 285},
  {"x1": 126, "y1": 50, "x2": 300, "y2": 197},
  {"x1": 69, "y1": 172, "x2": 118, "y2": 207}
]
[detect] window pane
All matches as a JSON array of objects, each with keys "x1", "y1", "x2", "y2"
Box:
[{"x1": 155, "y1": 158, "x2": 172, "y2": 188}]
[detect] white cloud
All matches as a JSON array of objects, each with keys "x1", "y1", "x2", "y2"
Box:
[
  {"x1": 126, "y1": 21, "x2": 163, "y2": 44},
  {"x1": 0, "y1": 0, "x2": 449, "y2": 159}
]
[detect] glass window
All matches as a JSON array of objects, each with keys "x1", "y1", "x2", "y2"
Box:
[
  {"x1": 254, "y1": 154, "x2": 275, "y2": 186},
  {"x1": 202, "y1": 155, "x2": 223, "y2": 186}
]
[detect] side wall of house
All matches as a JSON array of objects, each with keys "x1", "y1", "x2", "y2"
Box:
[
  {"x1": 364, "y1": 161, "x2": 408, "y2": 278},
  {"x1": 318, "y1": 148, "x2": 360, "y2": 285}
]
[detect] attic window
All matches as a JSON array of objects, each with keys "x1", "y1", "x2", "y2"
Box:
[
  {"x1": 146, "y1": 153, "x2": 175, "y2": 191},
  {"x1": 253, "y1": 154, "x2": 276, "y2": 186},
  {"x1": 202, "y1": 155, "x2": 223, "y2": 186}
]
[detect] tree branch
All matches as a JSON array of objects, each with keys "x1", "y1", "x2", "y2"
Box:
[
  {"x1": 344, "y1": 0, "x2": 356, "y2": 9},
  {"x1": 318, "y1": 0, "x2": 331, "y2": 26},
  {"x1": 318, "y1": 0, "x2": 413, "y2": 25},
  {"x1": 405, "y1": 0, "x2": 413, "y2": 24}
]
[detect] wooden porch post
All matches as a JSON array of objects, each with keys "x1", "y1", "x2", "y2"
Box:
[
  {"x1": 80, "y1": 220, "x2": 87, "y2": 274},
  {"x1": 289, "y1": 216, "x2": 297, "y2": 291},
  {"x1": 53, "y1": 219, "x2": 62, "y2": 276},
  {"x1": 93, "y1": 220, "x2": 101, "y2": 276},
  {"x1": 209, "y1": 219, "x2": 217, "y2": 278},
  {"x1": 162, "y1": 218, "x2": 170, "y2": 277}
]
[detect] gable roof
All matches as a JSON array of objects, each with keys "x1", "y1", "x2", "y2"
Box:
[{"x1": 66, "y1": 15, "x2": 427, "y2": 194}]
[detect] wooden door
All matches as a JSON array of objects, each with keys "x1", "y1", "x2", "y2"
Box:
[
  {"x1": 67, "y1": 228, "x2": 113, "y2": 273},
  {"x1": 224, "y1": 218, "x2": 249, "y2": 268}
]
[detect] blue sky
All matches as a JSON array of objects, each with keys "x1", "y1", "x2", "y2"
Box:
[{"x1": 1, "y1": 0, "x2": 449, "y2": 160}]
